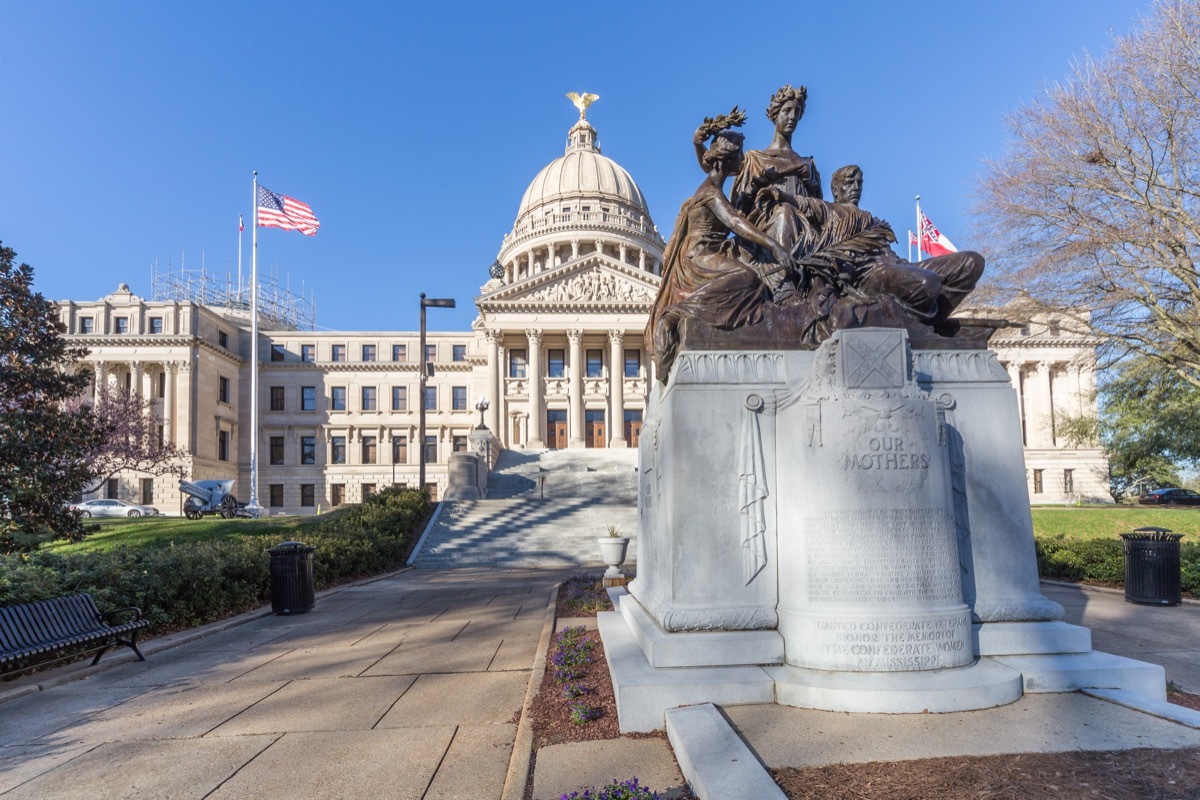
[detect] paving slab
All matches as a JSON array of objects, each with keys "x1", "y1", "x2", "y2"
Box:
[
  {"x1": 38, "y1": 680, "x2": 288, "y2": 745},
  {"x1": 207, "y1": 728, "x2": 456, "y2": 800},
  {"x1": 0, "y1": 743, "x2": 98, "y2": 794},
  {"x1": 489, "y1": 634, "x2": 544, "y2": 671},
  {"x1": 423, "y1": 723, "x2": 516, "y2": 800},
  {"x1": 0, "y1": 683, "x2": 151, "y2": 746},
  {"x1": 377, "y1": 671, "x2": 529, "y2": 728},
  {"x1": 1, "y1": 734, "x2": 278, "y2": 800},
  {"x1": 532, "y1": 737, "x2": 686, "y2": 800},
  {"x1": 727, "y1": 693, "x2": 1200, "y2": 769},
  {"x1": 229, "y1": 641, "x2": 396, "y2": 683},
  {"x1": 363, "y1": 636, "x2": 504, "y2": 675},
  {"x1": 209, "y1": 675, "x2": 418, "y2": 735},
  {"x1": 90, "y1": 644, "x2": 290, "y2": 687}
]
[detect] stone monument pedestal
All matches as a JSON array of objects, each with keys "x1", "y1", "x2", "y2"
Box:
[{"x1": 603, "y1": 331, "x2": 1165, "y2": 732}]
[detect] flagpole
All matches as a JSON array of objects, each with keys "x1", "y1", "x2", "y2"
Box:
[
  {"x1": 915, "y1": 195, "x2": 924, "y2": 263},
  {"x1": 247, "y1": 172, "x2": 261, "y2": 517}
]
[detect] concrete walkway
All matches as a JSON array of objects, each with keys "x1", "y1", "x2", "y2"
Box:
[
  {"x1": 0, "y1": 568, "x2": 560, "y2": 799},
  {"x1": 3, "y1": 575, "x2": 1199, "y2": 799}
]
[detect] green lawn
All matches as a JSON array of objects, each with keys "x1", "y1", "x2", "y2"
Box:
[
  {"x1": 1031, "y1": 507, "x2": 1200, "y2": 542},
  {"x1": 45, "y1": 513, "x2": 340, "y2": 554}
]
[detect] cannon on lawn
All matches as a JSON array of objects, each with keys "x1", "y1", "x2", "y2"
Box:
[{"x1": 179, "y1": 479, "x2": 255, "y2": 519}]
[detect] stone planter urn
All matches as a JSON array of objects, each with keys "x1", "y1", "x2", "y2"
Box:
[{"x1": 597, "y1": 536, "x2": 630, "y2": 582}]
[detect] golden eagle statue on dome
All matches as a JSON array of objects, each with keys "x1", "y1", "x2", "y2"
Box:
[
  {"x1": 648, "y1": 84, "x2": 987, "y2": 380},
  {"x1": 566, "y1": 91, "x2": 600, "y2": 120}
]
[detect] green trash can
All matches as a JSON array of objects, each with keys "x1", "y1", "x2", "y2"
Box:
[
  {"x1": 1120, "y1": 527, "x2": 1182, "y2": 606},
  {"x1": 268, "y1": 541, "x2": 315, "y2": 615}
]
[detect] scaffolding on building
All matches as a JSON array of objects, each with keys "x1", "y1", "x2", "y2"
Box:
[{"x1": 150, "y1": 259, "x2": 316, "y2": 331}]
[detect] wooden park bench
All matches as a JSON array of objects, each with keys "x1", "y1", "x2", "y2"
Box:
[{"x1": 0, "y1": 594, "x2": 149, "y2": 677}]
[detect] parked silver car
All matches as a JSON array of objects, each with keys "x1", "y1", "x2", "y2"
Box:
[{"x1": 68, "y1": 499, "x2": 160, "y2": 518}]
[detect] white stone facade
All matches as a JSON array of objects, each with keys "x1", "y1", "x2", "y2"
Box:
[{"x1": 55, "y1": 113, "x2": 1111, "y2": 514}]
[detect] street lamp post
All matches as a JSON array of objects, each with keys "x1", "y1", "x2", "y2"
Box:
[
  {"x1": 418, "y1": 293, "x2": 456, "y2": 496},
  {"x1": 474, "y1": 397, "x2": 490, "y2": 429}
]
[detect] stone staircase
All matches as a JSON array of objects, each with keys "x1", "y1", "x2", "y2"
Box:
[{"x1": 410, "y1": 448, "x2": 639, "y2": 569}]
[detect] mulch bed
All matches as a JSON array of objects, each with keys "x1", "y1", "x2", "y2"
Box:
[
  {"x1": 1169, "y1": 691, "x2": 1200, "y2": 712},
  {"x1": 773, "y1": 746, "x2": 1200, "y2": 799},
  {"x1": 529, "y1": 628, "x2": 622, "y2": 748},
  {"x1": 553, "y1": 573, "x2": 615, "y2": 620}
]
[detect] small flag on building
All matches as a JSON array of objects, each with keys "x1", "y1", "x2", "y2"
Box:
[
  {"x1": 256, "y1": 185, "x2": 320, "y2": 236},
  {"x1": 239, "y1": 215, "x2": 244, "y2": 232},
  {"x1": 909, "y1": 210, "x2": 957, "y2": 257}
]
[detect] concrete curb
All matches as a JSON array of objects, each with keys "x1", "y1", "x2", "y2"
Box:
[
  {"x1": 501, "y1": 580, "x2": 561, "y2": 800},
  {"x1": 406, "y1": 501, "x2": 448, "y2": 566},
  {"x1": 0, "y1": 565, "x2": 414, "y2": 706},
  {"x1": 1084, "y1": 687, "x2": 1200, "y2": 729},
  {"x1": 1040, "y1": 578, "x2": 1200, "y2": 607},
  {"x1": 665, "y1": 704, "x2": 786, "y2": 800}
]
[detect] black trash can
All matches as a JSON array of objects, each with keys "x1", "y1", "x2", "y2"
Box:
[
  {"x1": 268, "y1": 541, "x2": 315, "y2": 615},
  {"x1": 1120, "y1": 527, "x2": 1183, "y2": 606}
]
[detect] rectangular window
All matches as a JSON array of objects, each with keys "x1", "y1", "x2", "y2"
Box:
[
  {"x1": 509, "y1": 349, "x2": 527, "y2": 378},
  {"x1": 269, "y1": 436, "x2": 285, "y2": 465},
  {"x1": 270, "y1": 386, "x2": 285, "y2": 411},
  {"x1": 392, "y1": 386, "x2": 407, "y2": 411},
  {"x1": 301, "y1": 344, "x2": 315, "y2": 362},
  {"x1": 586, "y1": 349, "x2": 603, "y2": 378},
  {"x1": 452, "y1": 344, "x2": 467, "y2": 362},
  {"x1": 424, "y1": 385, "x2": 437, "y2": 411},
  {"x1": 156, "y1": 424, "x2": 164, "y2": 446},
  {"x1": 219, "y1": 376, "x2": 230, "y2": 404},
  {"x1": 271, "y1": 344, "x2": 285, "y2": 362},
  {"x1": 79, "y1": 317, "x2": 93, "y2": 334},
  {"x1": 301, "y1": 436, "x2": 316, "y2": 465},
  {"x1": 331, "y1": 386, "x2": 346, "y2": 411},
  {"x1": 452, "y1": 386, "x2": 467, "y2": 411},
  {"x1": 300, "y1": 484, "x2": 315, "y2": 507},
  {"x1": 331, "y1": 344, "x2": 346, "y2": 362},
  {"x1": 361, "y1": 386, "x2": 377, "y2": 411},
  {"x1": 331, "y1": 484, "x2": 345, "y2": 507},
  {"x1": 624, "y1": 349, "x2": 640, "y2": 378},
  {"x1": 269, "y1": 484, "x2": 283, "y2": 507},
  {"x1": 423, "y1": 435, "x2": 437, "y2": 464},
  {"x1": 158, "y1": 372, "x2": 165, "y2": 398},
  {"x1": 548, "y1": 349, "x2": 565, "y2": 378},
  {"x1": 1033, "y1": 469, "x2": 1044, "y2": 495},
  {"x1": 425, "y1": 344, "x2": 437, "y2": 363},
  {"x1": 148, "y1": 317, "x2": 163, "y2": 334},
  {"x1": 106, "y1": 478, "x2": 119, "y2": 499},
  {"x1": 392, "y1": 435, "x2": 408, "y2": 464},
  {"x1": 1048, "y1": 320, "x2": 1061, "y2": 337},
  {"x1": 362, "y1": 436, "x2": 377, "y2": 464},
  {"x1": 141, "y1": 478, "x2": 154, "y2": 505},
  {"x1": 114, "y1": 317, "x2": 128, "y2": 334},
  {"x1": 362, "y1": 483, "x2": 376, "y2": 501},
  {"x1": 301, "y1": 386, "x2": 316, "y2": 411},
  {"x1": 453, "y1": 435, "x2": 468, "y2": 453},
  {"x1": 218, "y1": 430, "x2": 229, "y2": 461},
  {"x1": 392, "y1": 344, "x2": 407, "y2": 362},
  {"x1": 1064, "y1": 469, "x2": 1074, "y2": 494},
  {"x1": 218, "y1": 330, "x2": 229, "y2": 349},
  {"x1": 362, "y1": 344, "x2": 376, "y2": 362},
  {"x1": 331, "y1": 436, "x2": 346, "y2": 464}
]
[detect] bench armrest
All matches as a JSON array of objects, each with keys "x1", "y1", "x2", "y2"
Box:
[{"x1": 101, "y1": 606, "x2": 144, "y2": 623}]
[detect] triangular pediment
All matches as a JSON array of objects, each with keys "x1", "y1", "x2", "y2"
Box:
[{"x1": 477, "y1": 254, "x2": 660, "y2": 311}]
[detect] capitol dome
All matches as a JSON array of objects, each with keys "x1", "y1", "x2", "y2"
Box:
[{"x1": 494, "y1": 106, "x2": 665, "y2": 286}]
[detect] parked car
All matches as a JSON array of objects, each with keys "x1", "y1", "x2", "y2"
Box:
[
  {"x1": 1138, "y1": 488, "x2": 1200, "y2": 507},
  {"x1": 68, "y1": 499, "x2": 161, "y2": 518}
]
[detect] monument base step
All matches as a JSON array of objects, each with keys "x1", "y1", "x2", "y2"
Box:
[
  {"x1": 616, "y1": 588, "x2": 785, "y2": 668},
  {"x1": 973, "y1": 621, "x2": 1092, "y2": 656},
  {"x1": 598, "y1": 610, "x2": 775, "y2": 733},
  {"x1": 767, "y1": 659, "x2": 1024, "y2": 713},
  {"x1": 990, "y1": 651, "x2": 1167, "y2": 699},
  {"x1": 665, "y1": 704, "x2": 788, "y2": 800}
]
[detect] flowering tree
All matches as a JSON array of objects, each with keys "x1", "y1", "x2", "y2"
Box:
[
  {"x1": 974, "y1": 0, "x2": 1200, "y2": 388},
  {"x1": 77, "y1": 384, "x2": 188, "y2": 496}
]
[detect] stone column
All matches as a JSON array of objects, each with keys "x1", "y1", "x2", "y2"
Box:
[
  {"x1": 1005, "y1": 362, "x2": 1024, "y2": 446},
  {"x1": 619, "y1": 243, "x2": 628, "y2": 265},
  {"x1": 608, "y1": 329, "x2": 627, "y2": 448},
  {"x1": 485, "y1": 329, "x2": 501, "y2": 433},
  {"x1": 130, "y1": 361, "x2": 143, "y2": 399},
  {"x1": 571, "y1": 239, "x2": 580, "y2": 259},
  {"x1": 94, "y1": 362, "x2": 108, "y2": 403},
  {"x1": 638, "y1": 249, "x2": 646, "y2": 270},
  {"x1": 526, "y1": 329, "x2": 544, "y2": 448},
  {"x1": 527, "y1": 252, "x2": 536, "y2": 278},
  {"x1": 163, "y1": 362, "x2": 177, "y2": 448},
  {"x1": 567, "y1": 329, "x2": 585, "y2": 447},
  {"x1": 1035, "y1": 361, "x2": 1054, "y2": 447}
]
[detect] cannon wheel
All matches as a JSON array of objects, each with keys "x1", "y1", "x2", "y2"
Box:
[
  {"x1": 185, "y1": 508, "x2": 202, "y2": 520},
  {"x1": 220, "y1": 494, "x2": 238, "y2": 519}
]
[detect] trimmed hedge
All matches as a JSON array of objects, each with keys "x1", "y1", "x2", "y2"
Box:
[
  {"x1": 1035, "y1": 534, "x2": 1200, "y2": 597},
  {"x1": 0, "y1": 487, "x2": 427, "y2": 631}
]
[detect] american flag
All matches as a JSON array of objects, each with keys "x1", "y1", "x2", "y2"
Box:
[{"x1": 256, "y1": 185, "x2": 320, "y2": 236}]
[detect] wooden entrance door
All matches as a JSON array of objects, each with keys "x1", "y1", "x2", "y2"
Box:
[
  {"x1": 585, "y1": 410, "x2": 606, "y2": 448},
  {"x1": 547, "y1": 411, "x2": 568, "y2": 449},
  {"x1": 624, "y1": 410, "x2": 643, "y2": 447}
]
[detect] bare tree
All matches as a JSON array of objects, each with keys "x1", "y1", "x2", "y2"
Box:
[
  {"x1": 974, "y1": 0, "x2": 1200, "y2": 387},
  {"x1": 76, "y1": 384, "x2": 188, "y2": 495}
]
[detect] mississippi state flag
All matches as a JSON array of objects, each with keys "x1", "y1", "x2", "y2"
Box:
[{"x1": 909, "y1": 210, "x2": 958, "y2": 257}]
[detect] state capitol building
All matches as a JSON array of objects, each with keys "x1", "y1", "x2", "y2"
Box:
[{"x1": 56, "y1": 107, "x2": 1112, "y2": 513}]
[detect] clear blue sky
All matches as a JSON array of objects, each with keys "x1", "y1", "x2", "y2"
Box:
[{"x1": 2, "y1": 0, "x2": 1143, "y2": 332}]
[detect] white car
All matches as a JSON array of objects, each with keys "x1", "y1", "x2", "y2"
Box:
[{"x1": 69, "y1": 499, "x2": 160, "y2": 518}]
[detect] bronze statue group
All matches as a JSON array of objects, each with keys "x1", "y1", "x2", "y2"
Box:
[{"x1": 648, "y1": 85, "x2": 984, "y2": 379}]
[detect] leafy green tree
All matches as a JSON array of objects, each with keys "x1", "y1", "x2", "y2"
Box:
[
  {"x1": 975, "y1": 0, "x2": 1200, "y2": 387},
  {"x1": 0, "y1": 242, "x2": 107, "y2": 553}
]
